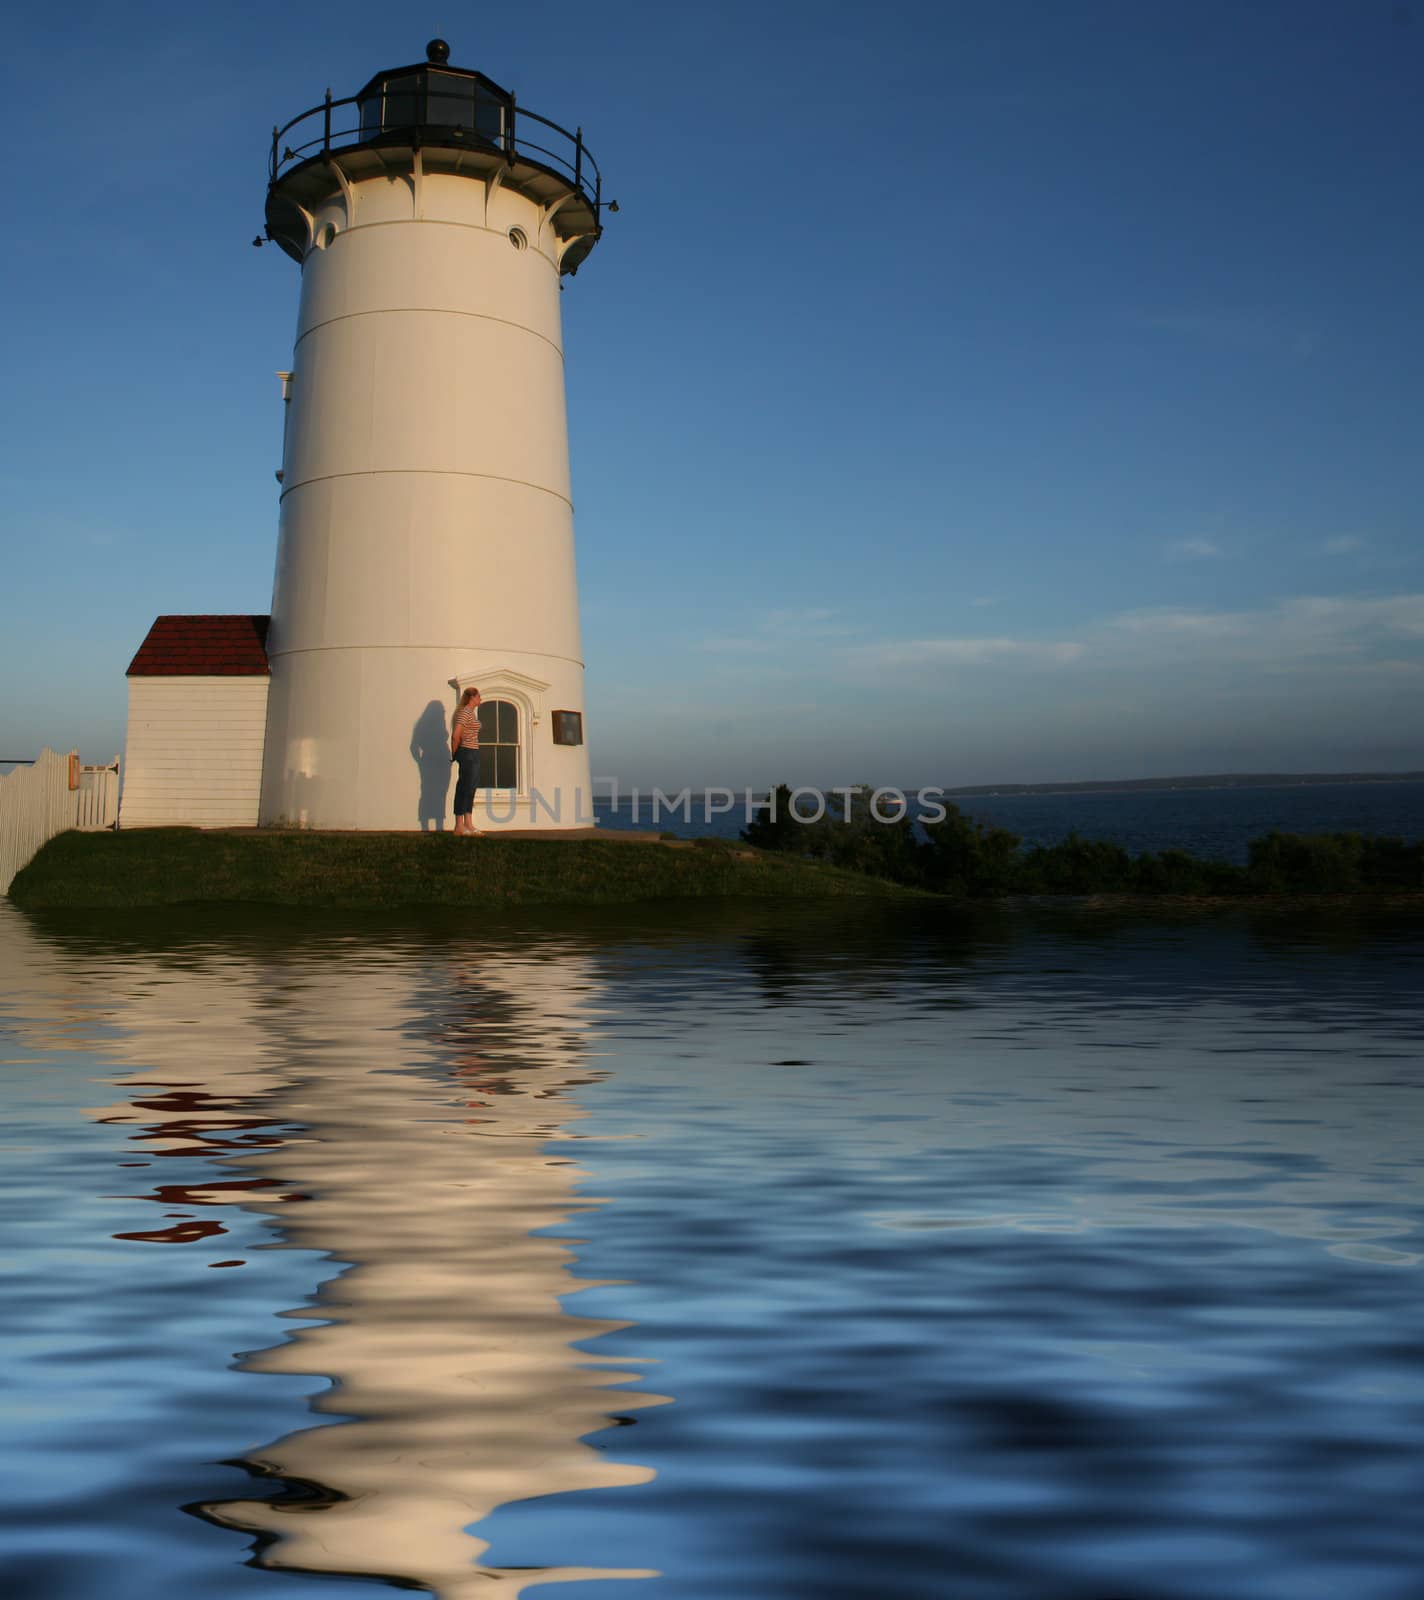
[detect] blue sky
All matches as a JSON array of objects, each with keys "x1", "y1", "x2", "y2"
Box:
[{"x1": 3, "y1": 0, "x2": 1421, "y2": 787}]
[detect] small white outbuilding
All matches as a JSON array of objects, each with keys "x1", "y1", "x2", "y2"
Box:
[{"x1": 121, "y1": 616, "x2": 271, "y2": 829}]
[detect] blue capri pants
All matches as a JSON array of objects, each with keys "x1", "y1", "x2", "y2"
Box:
[{"x1": 453, "y1": 747, "x2": 483, "y2": 814}]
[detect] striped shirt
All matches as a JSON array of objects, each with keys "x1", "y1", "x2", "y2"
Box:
[{"x1": 452, "y1": 704, "x2": 482, "y2": 750}]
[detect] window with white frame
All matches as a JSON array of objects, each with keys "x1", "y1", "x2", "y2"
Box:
[{"x1": 477, "y1": 700, "x2": 519, "y2": 789}]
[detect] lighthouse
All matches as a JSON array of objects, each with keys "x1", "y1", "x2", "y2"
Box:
[{"x1": 257, "y1": 41, "x2": 605, "y2": 831}]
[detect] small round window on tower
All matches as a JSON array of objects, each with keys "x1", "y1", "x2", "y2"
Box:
[{"x1": 508, "y1": 226, "x2": 528, "y2": 252}]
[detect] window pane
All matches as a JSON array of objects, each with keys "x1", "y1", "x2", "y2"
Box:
[
  {"x1": 478, "y1": 747, "x2": 496, "y2": 788},
  {"x1": 477, "y1": 700, "x2": 514, "y2": 744},
  {"x1": 426, "y1": 71, "x2": 474, "y2": 128},
  {"x1": 494, "y1": 746, "x2": 517, "y2": 788},
  {"x1": 474, "y1": 90, "x2": 505, "y2": 144},
  {"x1": 382, "y1": 73, "x2": 421, "y2": 130}
]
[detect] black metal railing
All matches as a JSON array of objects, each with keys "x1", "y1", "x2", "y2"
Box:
[{"x1": 269, "y1": 78, "x2": 601, "y2": 220}]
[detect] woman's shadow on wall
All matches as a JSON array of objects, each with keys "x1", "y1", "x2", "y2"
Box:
[{"x1": 411, "y1": 700, "x2": 452, "y2": 831}]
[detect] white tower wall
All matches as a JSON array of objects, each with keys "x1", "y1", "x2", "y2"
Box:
[{"x1": 260, "y1": 164, "x2": 595, "y2": 831}]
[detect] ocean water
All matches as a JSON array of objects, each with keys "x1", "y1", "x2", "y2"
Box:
[
  {"x1": 597, "y1": 779, "x2": 1424, "y2": 862},
  {"x1": 2, "y1": 898, "x2": 1423, "y2": 1599}
]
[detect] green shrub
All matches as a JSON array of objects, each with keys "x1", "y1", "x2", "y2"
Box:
[
  {"x1": 743, "y1": 786, "x2": 1423, "y2": 898},
  {"x1": 742, "y1": 784, "x2": 922, "y2": 885},
  {"x1": 1130, "y1": 849, "x2": 1243, "y2": 896},
  {"x1": 1247, "y1": 831, "x2": 1424, "y2": 893},
  {"x1": 740, "y1": 784, "x2": 808, "y2": 854},
  {"x1": 1358, "y1": 836, "x2": 1424, "y2": 891},
  {"x1": 921, "y1": 805, "x2": 1022, "y2": 896},
  {"x1": 1016, "y1": 834, "x2": 1135, "y2": 894}
]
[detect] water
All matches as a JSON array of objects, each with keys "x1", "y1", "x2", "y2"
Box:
[
  {"x1": 597, "y1": 779, "x2": 1424, "y2": 862},
  {"x1": 2, "y1": 898, "x2": 1423, "y2": 1598}
]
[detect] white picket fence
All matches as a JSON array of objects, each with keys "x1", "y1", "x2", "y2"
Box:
[
  {"x1": 0, "y1": 749, "x2": 120, "y2": 895},
  {"x1": 76, "y1": 757, "x2": 121, "y2": 832}
]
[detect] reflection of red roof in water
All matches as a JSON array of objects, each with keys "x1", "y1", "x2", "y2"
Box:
[{"x1": 127, "y1": 615, "x2": 271, "y2": 676}]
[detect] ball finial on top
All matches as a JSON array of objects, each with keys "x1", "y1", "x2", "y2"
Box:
[{"x1": 426, "y1": 38, "x2": 451, "y2": 64}]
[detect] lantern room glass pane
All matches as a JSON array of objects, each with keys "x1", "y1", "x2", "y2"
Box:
[
  {"x1": 426, "y1": 70, "x2": 474, "y2": 129},
  {"x1": 474, "y1": 90, "x2": 505, "y2": 144},
  {"x1": 357, "y1": 70, "x2": 506, "y2": 146},
  {"x1": 358, "y1": 91, "x2": 382, "y2": 138},
  {"x1": 380, "y1": 73, "x2": 421, "y2": 131}
]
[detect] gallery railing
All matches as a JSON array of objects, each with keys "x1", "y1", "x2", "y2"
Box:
[{"x1": 269, "y1": 82, "x2": 602, "y2": 222}]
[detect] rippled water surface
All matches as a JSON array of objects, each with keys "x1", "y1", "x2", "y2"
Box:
[{"x1": 2, "y1": 899, "x2": 1423, "y2": 1598}]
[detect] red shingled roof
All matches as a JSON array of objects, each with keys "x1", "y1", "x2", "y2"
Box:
[{"x1": 127, "y1": 615, "x2": 271, "y2": 677}]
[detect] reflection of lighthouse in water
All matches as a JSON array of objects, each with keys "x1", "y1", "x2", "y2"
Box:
[{"x1": 35, "y1": 919, "x2": 667, "y2": 1596}]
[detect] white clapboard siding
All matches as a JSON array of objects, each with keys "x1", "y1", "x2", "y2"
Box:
[
  {"x1": 122, "y1": 678, "x2": 271, "y2": 829},
  {"x1": 0, "y1": 749, "x2": 77, "y2": 894}
]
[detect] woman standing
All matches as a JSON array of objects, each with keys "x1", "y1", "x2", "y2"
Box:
[{"x1": 450, "y1": 687, "x2": 484, "y2": 836}]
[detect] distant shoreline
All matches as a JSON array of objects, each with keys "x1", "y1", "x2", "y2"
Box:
[
  {"x1": 936, "y1": 772, "x2": 1424, "y2": 799},
  {"x1": 595, "y1": 773, "x2": 1424, "y2": 803}
]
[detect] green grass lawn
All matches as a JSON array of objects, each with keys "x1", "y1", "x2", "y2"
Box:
[{"x1": 8, "y1": 829, "x2": 927, "y2": 910}]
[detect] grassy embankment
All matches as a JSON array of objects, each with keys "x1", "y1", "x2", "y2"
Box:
[
  {"x1": 8, "y1": 828, "x2": 926, "y2": 910},
  {"x1": 13, "y1": 806, "x2": 1422, "y2": 911}
]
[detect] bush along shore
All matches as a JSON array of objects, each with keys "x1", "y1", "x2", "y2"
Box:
[
  {"x1": 743, "y1": 786, "x2": 1424, "y2": 898},
  {"x1": 7, "y1": 828, "x2": 928, "y2": 910}
]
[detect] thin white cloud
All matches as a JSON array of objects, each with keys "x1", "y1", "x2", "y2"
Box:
[
  {"x1": 1126, "y1": 309, "x2": 1317, "y2": 356},
  {"x1": 851, "y1": 637, "x2": 1085, "y2": 669},
  {"x1": 697, "y1": 636, "x2": 779, "y2": 654},
  {"x1": 698, "y1": 606, "x2": 860, "y2": 654},
  {"x1": 611, "y1": 590, "x2": 1424, "y2": 784},
  {"x1": 1108, "y1": 594, "x2": 1424, "y2": 660},
  {"x1": 703, "y1": 594, "x2": 1424, "y2": 693},
  {"x1": 1112, "y1": 609, "x2": 1241, "y2": 636},
  {"x1": 1163, "y1": 537, "x2": 1223, "y2": 561},
  {"x1": 1322, "y1": 535, "x2": 1367, "y2": 556},
  {"x1": 1283, "y1": 594, "x2": 1424, "y2": 636},
  {"x1": 1332, "y1": 659, "x2": 1424, "y2": 678},
  {"x1": 762, "y1": 606, "x2": 840, "y2": 630}
]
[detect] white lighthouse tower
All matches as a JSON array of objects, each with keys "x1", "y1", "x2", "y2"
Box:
[{"x1": 258, "y1": 40, "x2": 605, "y2": 831}]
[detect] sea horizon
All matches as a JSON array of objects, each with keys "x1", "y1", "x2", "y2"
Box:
[{"x1": 593, "y1": 769, "x2": 1424, "y2": 801}]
